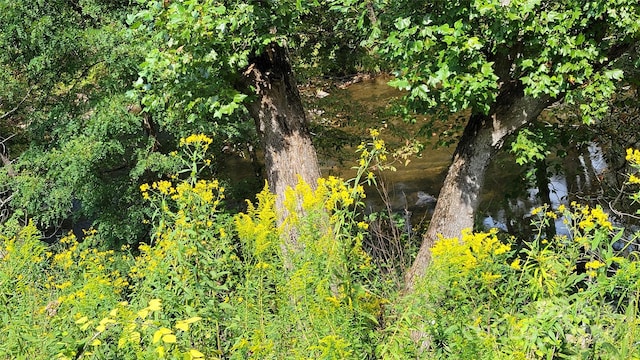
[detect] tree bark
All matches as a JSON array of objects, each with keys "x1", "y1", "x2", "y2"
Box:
[
  {"x1": 405, "y1": 85, "x2": 552, "y2": 290},
  {"x1": 240, "y1": 43, "x2": 322, "y2": 223}
]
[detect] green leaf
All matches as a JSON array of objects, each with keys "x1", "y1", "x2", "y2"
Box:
[
  {"x1": 388, "y1": 78, "x2": 411, "y2": 90},
  {"x1": 394, "y1": 17, "x2": 411, "y2": 30}
]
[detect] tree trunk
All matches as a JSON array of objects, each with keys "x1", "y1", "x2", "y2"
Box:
[
  {"x1": 405, "y1": 86, "x2": 552, "y2": 290},
  {"x1": 240, "y1": 43, "x2": 322, "y2": 223}
]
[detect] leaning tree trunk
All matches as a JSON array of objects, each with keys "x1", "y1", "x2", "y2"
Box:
[
  {"x1": 405, "y1": 86, "x2": 552, "y2": 290},
  {"x1": 240, "y1": 43, "x2": 322, "y2": 225}
]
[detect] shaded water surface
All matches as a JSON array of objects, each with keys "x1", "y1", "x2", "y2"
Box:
[
  {"x1": 224, "y1": 76, "x2": 635, "y2": 240},
  {"x1": 321, "y1": 77, "x2": 631, "y2": 236}
]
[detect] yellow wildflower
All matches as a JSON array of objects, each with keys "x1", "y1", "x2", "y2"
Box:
[
  {"x1": 626, "y1": 148, "x2": 640, "y2": 164},
  {"x1": 493, "y1": 243, "x2": 511, "y2": 255},
  {"x1": 155, "y1": 180, "x2": 173, "y2": 195},
  {"x1": 510, "y1": 258, "x2": 521, "y2": 270},
  {"x1": 140, "y1": 183, "x2": 150, "y2": 193},
  {"x1": 585, "y1": 260, "x2": 605, "y2": 270},
  {"x1": 481, "y1": 272, "x2": 501, "y2": 283},
  {"x1": 180, "y1": 133, "x2": 213, "y2": 146}
]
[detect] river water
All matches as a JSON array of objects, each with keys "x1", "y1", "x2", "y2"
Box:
[
  {"x1": 311, "y1": 76, "x2": 632, "y2": 238},
  {"x1": 222, "y1": 76, "x2": 636, "y2": 241}
]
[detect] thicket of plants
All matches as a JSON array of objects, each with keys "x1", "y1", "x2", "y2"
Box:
[{"x1": 2, "y1": 134, "x2": 640, "y2": 359}]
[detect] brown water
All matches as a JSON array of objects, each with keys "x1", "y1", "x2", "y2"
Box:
[
  {"x1": 320, "y1": 77, "x2": 622, "y2": 235},
  {"x1": 224, "y1": 76, "x2": 627, "y2": 237}
]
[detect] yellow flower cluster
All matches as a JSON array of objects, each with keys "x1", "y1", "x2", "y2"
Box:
[
  {"x1": 585, "y1": 260, "x2": 605, "y2": 270},
  {"x1": 626, "y1": 148, "x2": 640, "y2": 165},
  {"x1": 536, "y1": 203, "x2": 614, "y2": 234},
  {"x1": 235, "y1": 184, "x2": 277, "y2": 258},
  {"x1": 574, "y1": 203, "x2": 613, "y2": 231},
  {"x1": 481, "y1": 271, "x2": 502, "y2": 284},
  {"x1": 140, "y1": 178, "x2": 223, "y2": 208},
  {"x1": 282, "y1": 177, "x2": 320, "y2": 223},
  {"x1": 355, "y1": 128, "x2": 390, "y2": 174},
  {"x1": 316, "y1": 176, "x2": 364, "y2": 212},
  {"x1": 51, "y1": 232, "x2": 130, "y2": 304},
  {"x1": 179, "y1": 133, "x2": 213, "y2": 147},
  {"x1": 74, "y1": 299, "x2": 205, "y2": 358},
  {"x1": 585, "y1": 259, "x2": 605, "y2": 278},
  {"x1": 627, "y1": 148, "x2": 640, "y2": 185},
  {"x1": 510, "y1": 258, "x2": 522, "y2": 270},
  {"x1": 431, "y1": 228, "x2": 510, "y2": 277}
]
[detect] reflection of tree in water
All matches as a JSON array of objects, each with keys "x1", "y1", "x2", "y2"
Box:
[
  {"x1": 563, "y1": 144, "x2": 600, "y2": 203},
  {"x1": 479, "y1": 136, "x2": 636, "y2": 241}
]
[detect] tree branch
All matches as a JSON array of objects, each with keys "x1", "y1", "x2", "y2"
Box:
[
  {"x1": 0, "y1": 86, "x2": 34, "y2": 120},
  {"x1": 1, "y1": 134, "x2": 17, "y2": 177}
]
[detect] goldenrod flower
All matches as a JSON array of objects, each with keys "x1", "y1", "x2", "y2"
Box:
[
  {"x1": 585, "y1": 260, "x2": 605, "y2": 270},
  {"x1": 180, "y1": 133, "x2": 213, "y2": 146},
  {"x1": 510, "y1": 258, "x2": 521, "y2": 270},
  {"x1": 626, "y1": 148, "x2": 640, "y2": 164},
  {"x1": 481, "y1": 272, "x2": 501, "y2": 283}
]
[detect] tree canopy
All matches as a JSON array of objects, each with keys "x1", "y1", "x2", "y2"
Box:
[{"x1": 374, "y1": 0, "x2": 638, "y2": 119}]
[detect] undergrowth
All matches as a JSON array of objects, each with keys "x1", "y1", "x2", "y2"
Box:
[{"x1": 1, "y1": 134, "x2": 640, "y2": 359}]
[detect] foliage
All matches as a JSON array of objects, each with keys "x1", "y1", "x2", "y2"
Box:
[
  {"x1": 0, "y1": 0, "x2": 164, "y2": 245},
  {"x1": 334, "y1": 0, "x2": 640, "y2": 139},
  {"x1": 0, "y1": 133, "x2": 389, "y2": 359},
  {"x1": 3, "y1": 136, "x2": 640, "y2": 359},
  {"x1": 510, "y1": 127, "x2": 552, "y2": 167},
  {"x1": 378, "y1": 199, "x2": 640, "y2": 359},
  {"x1": 1, "y1": 0, "x2": 378, "y2": 245}
]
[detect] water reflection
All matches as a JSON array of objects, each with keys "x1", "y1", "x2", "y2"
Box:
[
  {"x1": 224, "y1": 76, "x2": 636, "y2": 242},
  {"x1": 336, "y1": 78, "x2": 633, "y2": 239}
]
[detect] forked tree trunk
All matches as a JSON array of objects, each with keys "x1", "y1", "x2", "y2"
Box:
[
  {"x1": 240, "y1": 43, "x2": 322, "y2": 224},
  {"x1": 405, "y1": 86, "x2": 552, "y2": 290}
]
